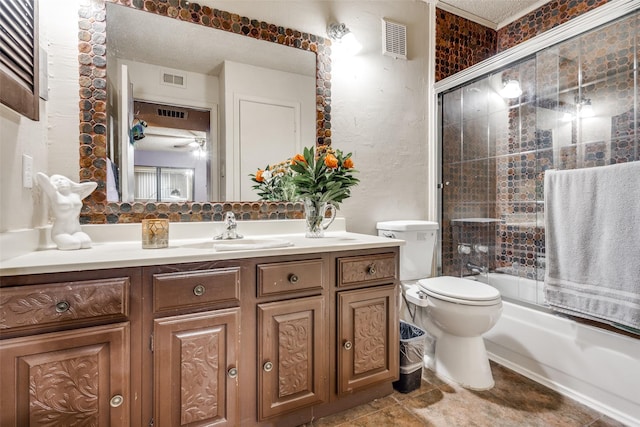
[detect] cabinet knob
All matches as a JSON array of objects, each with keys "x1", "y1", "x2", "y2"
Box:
[
  {"x1": 288, "y1": 274, "x2": 299, "y2": 284},
  {"x1": 110, "y1": 394, "x2": 124, "y2": 408},
  {"x1": 193, "y1": 284, "x2": 206, "y2": 296},
  {"x1": 227, "y1": 367, "x2": 238, "y2": 378},
  {"x1": 263, "y1": 361, "x2": 273, "y2": 372},
  {"x1": 343, "y1": 341, "x2": 353, "y2": 351},
  {"x1": 367, "y1": 264, "x2": 377, "y2": 275},
  {"x1": 55, "y1": 301, "x2": 70, "y2": 313}
]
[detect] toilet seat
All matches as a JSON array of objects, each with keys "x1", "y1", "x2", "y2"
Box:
[{"x1": 418, "y1": 276, "x2": 501, "y2": 306}]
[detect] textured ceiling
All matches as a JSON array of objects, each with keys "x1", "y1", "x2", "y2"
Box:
[
  {"x1": 438, "y1": 0, "x2": 552, "y2": 28},
  {"x1": 106, "y1": 3, "x2": 315, "y2": 77},
  {"x1": 106, "y1": 1, "x2": 553, "y2": 78}
]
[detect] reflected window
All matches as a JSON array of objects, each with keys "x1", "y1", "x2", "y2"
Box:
[{"x1": 134, "y1": 166, "x2": 194, "y2": 202}]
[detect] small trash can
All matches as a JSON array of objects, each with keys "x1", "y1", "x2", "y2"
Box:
[{"x1": 393, "y1": 321, "x2": 426, "y2": 393}]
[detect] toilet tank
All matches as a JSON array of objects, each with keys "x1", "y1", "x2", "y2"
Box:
[{"x1": 377, "y1": 220, "x2": 439, "y2": 281}]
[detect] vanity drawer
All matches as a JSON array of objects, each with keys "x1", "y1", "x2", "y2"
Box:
[
  {"x1": 153, "y1": 267, "x2": 241, "y2": 314},
  {"x1": 0, "y1": 277, "x2": 129, "y2": 334},
  {"x1": 257, "y1": 259, "x2": 324, "y2": 297},
  {"x1": 337, "y1": 253, "x2": 397, "y2": 287}
]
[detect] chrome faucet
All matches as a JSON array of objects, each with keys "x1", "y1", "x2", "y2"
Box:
[
  {"x1": 214, "y1": 211, "x2": 243, "y2": 240},
  {"x1": 466, "y1": 262, "x2": 488, "y2": 275}
]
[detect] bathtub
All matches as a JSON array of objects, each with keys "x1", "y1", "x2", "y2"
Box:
[
  {"x1": 474, "y1": 273, "x2": 640, "y2": 426},
  {"x1": 477, "y1": 270, "x2": 544, "y2": 305}
]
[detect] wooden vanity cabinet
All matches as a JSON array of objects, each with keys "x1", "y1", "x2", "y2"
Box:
[
  {"x1": 335, "y1": 253, "x2": 399, "y2": 396},
  {"x1": 142, "y1": 262, "x2": 245, "y2": 427},
  {"x1": 0, "y1": 268, "x2": 142, "y2": 427},
  {"x1": 252, "y1": 249, "x2": 399, "y2": 425},
  {"x1": 0, "y1": 323, "x2": 130, "y2": 426},
  {"x1": 142, "y1": 250, "x2": 397, "y2": 427},
  {"x1": 153, "y1": 308, "x2": 240, "y2": 426},
  {"x1": 337, "y1": 285, "x2": 399, "y2": 395},
  {"x1": 256, "y1": 258, "x2": 328, "y2": 421},
  {"x1": 1, "y1": 246, "x2": 399, "y2": 426}
]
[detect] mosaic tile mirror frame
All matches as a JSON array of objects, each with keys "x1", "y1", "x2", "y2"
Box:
[{"x1": 78, "y1": 0, "x2": 332, "y2": 224}]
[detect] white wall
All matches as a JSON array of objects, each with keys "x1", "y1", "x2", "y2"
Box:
[
  {"x1": 1, "y1": 0, "x2": 433, "y2": 235},
  {"x1": 0, "y1": 0, "x2": 80, "y2": 232},
  {"x1": 0, "y1": 102, "x2": 47, "y2": 233},
  {"x1": 116, "y1": 59, "x2": 220, "y2": 109},
  {"x1": 214, "y1": 1, "x2": 433, "y2": 234}
]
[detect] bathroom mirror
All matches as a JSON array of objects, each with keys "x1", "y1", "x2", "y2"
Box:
[
  {"x1": 106, "y1": 2, "x2": 316, "y2": 203},
  {"x1": 79, "y1": 0, "x2": 331, "y2": 222}
]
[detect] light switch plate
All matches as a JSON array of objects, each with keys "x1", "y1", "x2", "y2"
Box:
[{"x1": 22, "y1": 154, "x2": 33, "y2": 188}]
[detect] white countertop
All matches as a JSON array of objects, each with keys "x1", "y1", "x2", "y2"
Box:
[{"x1": 0, "y1": 219, "x2": 403, "y2": 276}]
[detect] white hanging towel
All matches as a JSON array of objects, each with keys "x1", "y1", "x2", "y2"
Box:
[{"x1": 544, "y1": 161, "x2": 640, "y2": 331}]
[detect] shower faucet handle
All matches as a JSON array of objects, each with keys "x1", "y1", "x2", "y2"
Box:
[
  {"x1": 466, "y1": 262, "x2": 488, "y2": 274},
  {"x1": 458, "y1": 244, "x2": 472, "y2": 255},
  {"x1": 474, "y1": 244, "x2": 489, "y2": 254}
]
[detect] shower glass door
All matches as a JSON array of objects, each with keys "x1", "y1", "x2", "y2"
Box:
[{"x1": 439, "y1": 10, "x2": 639, "y2": 306}]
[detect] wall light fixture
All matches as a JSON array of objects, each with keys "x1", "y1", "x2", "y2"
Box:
[
  {"x1": 500, "y1": 79, "x2": 522, "y2": 98},
  {"x1": 579, "y1": 98, "x2": 594, "y2": 118},
  {"x1": 327, "y1": 22, "x2": 362, "y2": 57},
  {"x1": 574, "y1": 96, "x2": 595, "y2": 118}
]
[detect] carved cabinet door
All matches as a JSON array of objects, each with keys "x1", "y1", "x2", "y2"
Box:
[
  {"x1": 153, "y1": 308, "x2": 239, "y2": 427},
  {"x1": 257, "y1": 295, "x2": 328, "y2": 420},
  {"x1": 0, "y1": 323, "x2": 130, "y2": 426},
  {"x1": 337, "y1": 284, "x2": 399, "y2": 395}
]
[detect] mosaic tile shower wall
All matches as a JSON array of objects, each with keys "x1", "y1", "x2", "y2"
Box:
[
  {"x1": 436, "y1": 0, "x2": 614, "y2": 82},
  {"x1": 440, "y1": 12, "x2": 639, "y2": 305},
  {"x1": 496, "y1": 0, "x2": 612, "y2": 52},
  {"x1": 435, "y1": 9, "x2": 496, "y2": 82},
  {"x1": 77, "y1": 0, "x2": 331, "y2": 223}
]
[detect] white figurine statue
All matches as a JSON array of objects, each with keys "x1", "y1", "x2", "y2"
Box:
[{"x1": 36, "y1": 172, "x2": 97, "y2": 250}]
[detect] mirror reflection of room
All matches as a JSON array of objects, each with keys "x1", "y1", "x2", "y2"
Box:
[
  {"x1": 130, "y1": 101, "x2": 210, "y2": 203},
  {"x1": 105, "y1": 2, "x2": 316, "y2": 203}
]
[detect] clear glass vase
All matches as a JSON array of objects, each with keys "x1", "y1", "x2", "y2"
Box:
[{"x1": 303, "y1": 199, "x2": 336, "y2": 238}]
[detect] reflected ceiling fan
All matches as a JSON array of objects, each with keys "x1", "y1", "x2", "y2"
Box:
[
  {"x1": 136, "y1": 126, "x2": 207, "y2": 152},
  {"x1": 172, "y1": 137, "x2": 207, "y2": 151}
]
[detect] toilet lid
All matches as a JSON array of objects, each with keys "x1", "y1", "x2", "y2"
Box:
[{"x1": 418, "y1": 276, "x2": 500, "y2": 305}]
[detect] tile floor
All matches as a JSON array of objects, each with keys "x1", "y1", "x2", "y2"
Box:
[{"x1": 305, "y1": 362, "x2": 628, "y2": 426}]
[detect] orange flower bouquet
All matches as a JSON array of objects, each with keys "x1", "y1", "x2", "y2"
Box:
[
  {"x1": 290, "y1": 145, "x2": 359, "y2": 237},
  {"x1": 290, "y1": 145, "x2": 359, "y2": 206}
]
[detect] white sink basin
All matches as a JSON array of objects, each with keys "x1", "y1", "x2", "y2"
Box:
[{"x1": 182, "y1": 238, "x2": 294, "y2": 251}]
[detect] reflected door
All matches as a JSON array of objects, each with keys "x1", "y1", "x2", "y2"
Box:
[
  {"x1": 118, "y1": 64, "x2": 135, "y2": 203},
  {"x1": 238, "y1": 99, "x2": 299, "y2": 200}
]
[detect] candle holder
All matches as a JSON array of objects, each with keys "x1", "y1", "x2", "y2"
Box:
[{"x1": 142, "y1": 219, "x2": 169, "y2": 249}]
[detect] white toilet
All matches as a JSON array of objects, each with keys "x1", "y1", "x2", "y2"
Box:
[{"x1": 377, "y1": 220, "x2": 502, "y2": 390}]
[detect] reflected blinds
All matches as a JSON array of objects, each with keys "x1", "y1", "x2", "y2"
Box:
[
  {"x1": 134, "y1": 166, "x2": 194, "y2": 202},
  {"x1": 0, "y1": 0, "x2": 39, "y2": 120}
]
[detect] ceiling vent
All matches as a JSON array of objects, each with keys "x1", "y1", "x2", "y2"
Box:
[
  {"x1": 382, "y1": 18, "x2": 407, "y2": 60},
  {"x1": 156, "y1": 107, "x2": 187, "y2": 119},
  {"x1": 160, "y1": 69, "x2": 187, "y2": 88}
]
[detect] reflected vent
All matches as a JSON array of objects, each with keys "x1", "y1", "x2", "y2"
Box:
[
  {"x1": 382, "y1": 18, "x2": 407, "y2": 60},
  {"x1": 160, "y1": 70, "x2": 187, "y2": 88},
  {"x1": 156, "y1": 108, "x2": 188, "y2": 119}
]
